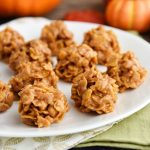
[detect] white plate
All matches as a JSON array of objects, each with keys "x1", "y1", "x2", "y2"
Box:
[{"x1": 0, "y1": 17, "x2": 150, "y2": 137}]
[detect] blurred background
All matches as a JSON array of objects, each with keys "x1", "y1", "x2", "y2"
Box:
[
  {"x1": 0, "y1": 0, "x2": 149, "y2": 36},
  {"x1": 0, "y1": 0, "x2": 149, "y2": 41},
  {"x1": 0, "y1": 0, "x2": 149, "y2": 40}
]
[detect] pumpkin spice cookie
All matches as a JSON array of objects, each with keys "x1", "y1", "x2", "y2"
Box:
[
  {"x1": 107, "y1": 51, "x2": 147, "y2": 92},
  {"x1": 41, "y1": 20, "x2": 75, "y2": 56},
  {"x1": 83, "y1": 26, "x2": 121, "y2": 66},
  {"x1": 19, "y1": 83, "x2": 69, "y2": 128},
  {"x1": 0, "y1": 81, "x2": 14, "y2": 112},
  {"x1": 0, "y1": 27, "x2": 25, "y2": 62},
  {"x1": 55, "y1": 44, "x2": 98, "y2": 82},
  {"x1": 71, "y1": 67, "x2": 118, "y2": 114},
  {"x1": 9, "y1": 39, "x2": 51, "y2": 73},
  {"x1": 9, "y1": 61, "x2": 58, "y2": 93}
]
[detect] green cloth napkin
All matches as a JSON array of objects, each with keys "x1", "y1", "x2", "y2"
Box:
[{"x1": 77, "y1": 104, "x2": 150, "y2": 150}]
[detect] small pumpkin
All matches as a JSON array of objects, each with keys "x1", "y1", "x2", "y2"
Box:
[
  {"x1": 105, "y1": 0, "x2": 150, "y2": 32},
  {"x1": 0, "y1": 0, "x2": 60, "y2": 17}
]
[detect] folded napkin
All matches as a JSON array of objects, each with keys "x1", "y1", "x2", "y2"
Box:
[
  {"x1": 0, "y1": 104, "x2": 150, "y2": 150},
  {"x1": 77, "y1": 104, "x2": 150, "y2": 150},
  {"x1": 0, "y1": 124, "x2": 113, "y2": 150}
]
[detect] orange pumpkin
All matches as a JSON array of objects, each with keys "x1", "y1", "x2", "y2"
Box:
[
  {"x1": 0, "y1": 0, "x2": 60, "y2": 17},
  {"x1": 105, "y1": 0, "x2": 150, "y2": 32}
]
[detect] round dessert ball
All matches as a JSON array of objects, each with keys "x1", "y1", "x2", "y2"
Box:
[
  {"x1": 9, "y1": 39, "x2": 51, "y2": 73},
  {"x1": 71, "y1": 67, "x2": 118, "y2": 114},
  {"x1": 83, "y1": 26, "x2": 120, "y2": 66},
  {"x1": 19, "y1": 83, "x2": 69, "y2": 128},
  {"x1": 41, "y1": 20, "x2": 75, "y2": 56},
  {"x1": 9, "y1": 61, "x2": 58, "y2": 93},
  {"x1": 107, "y1": 51, "x2": 147, "y2": 92},
  {"x1": 0, "y1": 81, "x2": 14, "y2": 112},
  {"x1": 55, "y1": 44, "x2": 98, "y2": 82},
  {"x1": 0, "y1": 27, "x2": 24, "y2": 62}
]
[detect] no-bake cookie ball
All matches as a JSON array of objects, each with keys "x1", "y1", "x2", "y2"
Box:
[
  {"x1": 9, "y1": 39, "x2": 51, "y2": 73},
  {"x1": 0, "y1": 28, "x2": 25, "y2": 62},
  {"x1": 9, "y1": 61, "x2": 58, "y2": 93},
  {"x1": 71, "y1": 67, "x2": 118, "y2": 114},
  {"x1": 55, "y1": 44, "x2": 98, "y2": 82},
  {"x1": 83, "y1": 26, "x2": 120, "y2": 66},
  {"x1": 19, "y1": 83, "x2": 69, "y2": 128},
  {"x1": 107, "y1": 51, "x2": 147, "y2": 92},
  {"x1": 41, "y1": 20, "x2": 75, "y2": 56},
  {"x1": 0, "y1": 81, "x2": 14, "y2": 112}
]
